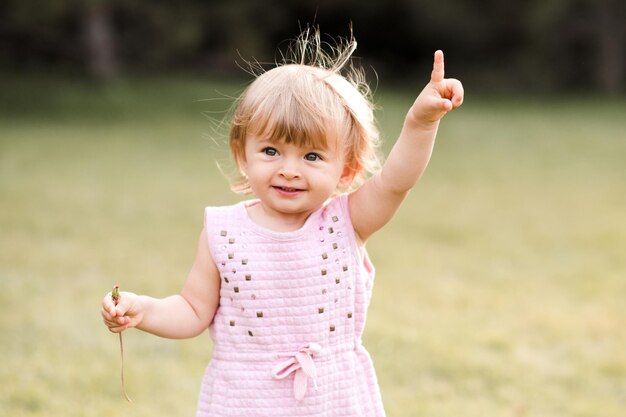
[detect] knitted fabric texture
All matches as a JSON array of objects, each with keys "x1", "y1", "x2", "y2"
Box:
[{"x1": 197, "y1": 194, "x2": 385, "y2": 417}]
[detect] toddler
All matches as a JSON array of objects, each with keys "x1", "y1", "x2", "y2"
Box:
[{"x1": 102, "y1": 29, "x2": 463, "y2": 416}]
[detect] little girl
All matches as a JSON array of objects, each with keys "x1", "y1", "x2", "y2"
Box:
[{"x1": 102, "y1": 30, "x2": 463, "y2": 416}]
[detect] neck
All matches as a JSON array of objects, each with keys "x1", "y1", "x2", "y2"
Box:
[{"x1": 246, "y1": 202, "x2": 314, "y2": 232}]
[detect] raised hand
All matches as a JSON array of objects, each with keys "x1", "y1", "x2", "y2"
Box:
[{"x1": 406, "y1": 50, "x2": 464, "y2": 128}]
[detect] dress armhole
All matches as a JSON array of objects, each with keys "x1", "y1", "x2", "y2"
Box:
[
  {"x1": 337, "y1": 193, "x2": 366, "y2": 246},
  {"x1": 336, "y1": 194, "x2": 372, "y2": 269},
  {"x1": 203, "y1": 206, "x2": 221, "y2": 265}
]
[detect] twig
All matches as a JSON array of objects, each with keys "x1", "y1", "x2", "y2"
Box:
[{"x1": 112, "y1": 285, "x2": 133, "y2": 403}]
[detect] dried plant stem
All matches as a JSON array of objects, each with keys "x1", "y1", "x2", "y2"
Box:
[
  {"x1": 118, "y1": 332, "x2": 132, "y2": 402},
  {"x1": 112, "y1": 285, "x2": 133, "y2": 403}
]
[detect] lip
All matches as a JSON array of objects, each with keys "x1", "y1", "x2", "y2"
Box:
[{"x1": 272, "y1": 185, "x2": 305, "y2": 197}]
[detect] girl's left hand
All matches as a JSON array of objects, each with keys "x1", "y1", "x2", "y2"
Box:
[{"x1": 406, "y1": 50, "x2": 464, "y2": 129}]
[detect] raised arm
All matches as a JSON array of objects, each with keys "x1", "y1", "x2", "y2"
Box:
[
  {"x1": 349, "y1": 50, "x2": 464, "y2": 242},
  {"x1": 101, "y1": 228, "x2": 221, "y2": 339}
]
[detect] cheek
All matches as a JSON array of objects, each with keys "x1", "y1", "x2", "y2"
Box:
[
  {"x1": 244, "y1": 161, "x2": 273, "y2": 186},
  {"x1": 331, "y1": 162, "x2": 349, "y2": 181},
  {"x1": 319, "y1": 167, "x2": 347, "y2": 191}
]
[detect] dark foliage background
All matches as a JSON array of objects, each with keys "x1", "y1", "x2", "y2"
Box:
[{"x1": 1, "y1": 0, "x2": 624, "y2": 93}]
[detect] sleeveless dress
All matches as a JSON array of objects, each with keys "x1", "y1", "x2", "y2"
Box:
[{"x1": 197, "y1": 194, "x2": 385, "y2": 417}]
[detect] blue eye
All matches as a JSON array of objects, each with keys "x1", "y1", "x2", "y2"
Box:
[
  {"x1": 304, "y1": 152, "x2": 321, "y2": 161},
  {"x1": 262, "y1": 147, "x2": 278, "y2": 156}
]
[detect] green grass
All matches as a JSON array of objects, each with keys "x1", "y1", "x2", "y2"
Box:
[{"x1": 1, "y1": 74, "x2": 625, "y2": 417}]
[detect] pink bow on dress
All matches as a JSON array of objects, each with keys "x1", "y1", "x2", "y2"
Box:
[{"x1": 271, "y1": 343, "x2": 322, "y2": 401}]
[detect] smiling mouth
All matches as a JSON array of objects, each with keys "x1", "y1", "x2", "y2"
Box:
[{"x1": 273, "y1": 185, "x2": 304, "y2": 193}]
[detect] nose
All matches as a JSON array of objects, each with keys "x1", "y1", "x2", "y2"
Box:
[{"x1": 278, "y1": 157, "x2": 301, "y2": 180}]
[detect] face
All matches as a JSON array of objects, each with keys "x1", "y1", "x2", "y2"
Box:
[{"x1": 241, "y1": 135, "x2": 352, "y2": 225}]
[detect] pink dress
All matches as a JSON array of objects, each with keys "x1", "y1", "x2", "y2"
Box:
[{"x1": 197, "y1": 194, "x2": 385, "y2": 416}]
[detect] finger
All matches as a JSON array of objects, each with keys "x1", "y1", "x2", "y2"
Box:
[
  {"x1": 440, "y1": 99, "x2": 453, "y2": 112},
  {"x1": 103, "y1": 315, "x2": 129, "y2": 332},
  {"x1": 107, "y1": 323, "x2": 128, "y2": 333},
  {"x1": 103, "y1": 316, "x2": 119, "y2": 331},
  {"x1": 102, "y1": 308, "x2": 124, "y2": 325},
  {"x1": 102, "y1": 300, "x2": 130, "y2": 325},
  {"x1": 112, "y1": 292, "x2": 132, "y2": 316},
  {"x1": 431, "y1": 50, "x2": 445, "y2": 83},
  {"x1": 448, "y1": 79, "x2": 464, "y2": 108},
  {"x1": 102, "y1": 293, "x2": 117, "y2": 316},
  {"x1": 101, "y1": 307, "x2": 115, "y2": 322}
]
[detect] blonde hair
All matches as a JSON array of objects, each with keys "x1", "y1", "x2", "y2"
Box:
[{"x1": 229, "y1": 28, "x2": 381, "y2": 194}]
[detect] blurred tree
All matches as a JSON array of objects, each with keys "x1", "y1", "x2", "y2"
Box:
[
  {"x1": 84, "y1": 0, "x2": 118, "y2": 80},
  {"x1": 0, "y1": 0, "x2": 623, "y2": 93},
  {"x1": 593, "y1": 0, "x2": 625, "y2": 92},
  {"x1": 525, "y1": 0, "x2": 625, "y2": 93},
  {"x1": 0, "y1": 0, "x2": 84, "y2": 70}
]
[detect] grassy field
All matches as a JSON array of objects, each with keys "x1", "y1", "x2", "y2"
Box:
[{"x1": 1, "y1": 74, "x2": 625, "y2": 417}]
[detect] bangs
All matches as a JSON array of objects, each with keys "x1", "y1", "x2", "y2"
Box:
[
  {"x1": 248, "y1": 99, "x2": 332, "y2": 150},
  {"x1": 241, "y1": 65, "x2": 349, "y2": 151}
]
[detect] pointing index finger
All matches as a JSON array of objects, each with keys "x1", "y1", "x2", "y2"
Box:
[{"x1": 431, "y1": 50, "x2": 445, "y2": 83}]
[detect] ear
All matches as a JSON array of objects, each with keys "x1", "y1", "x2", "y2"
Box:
[{"x1": 337, "y1": 165, "x2": 356, "y2": 188}]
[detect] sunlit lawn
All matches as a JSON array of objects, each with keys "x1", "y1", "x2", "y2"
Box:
[{"x1": 1, "y1": 74, "x2": 625, "y2": 417}]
